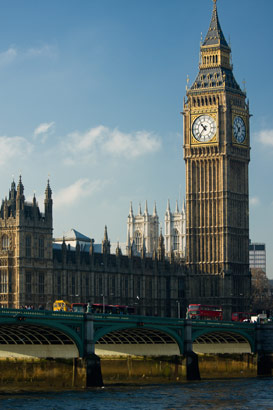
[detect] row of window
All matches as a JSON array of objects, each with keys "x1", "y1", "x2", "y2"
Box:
[
  {"x1": 54, "y1": 273, "x2": 185, "y2": 300},
  {"x1": 202, "y1": 55, "x2": 219, "y2": 65},
  {"x1": 133, "y1": 230, "x2": 183, "y2": 252},
  {"x1": 26, "y1": 236, "x2": 44, "y2": 258},
  {"x1": 1, "y1": 234, "x2": 45, "y2": 258},
  {"x1": 25, "y1": 272, "x2": 45, "y2": 294}
]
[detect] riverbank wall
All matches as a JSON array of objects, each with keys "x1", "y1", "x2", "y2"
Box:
[{"x1": 0, "y1": 353, "x2": 270, "y2": 390}]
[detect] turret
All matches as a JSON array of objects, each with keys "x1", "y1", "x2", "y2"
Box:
[
  {"x1": 3, "y1": 198, "x2": 8, "y2": 219},
  {"x1": 175, "y1": 200, "x2": 179, "y2": 214},
  {"x1": 9, "y1": 180, "x2": 16, "y2": 216},
  {"x1": 153, "y1": 201, "x2": 157, "y2": 217},
  {"x1": 32, "y1": 193, "x2": 38, "y2": 220},
  {"x1": 44, "y1": 180, "x2": 53, "y2": 223},
  {"x1": 16, "y1": 175, "x2": 25, "y2": 211},
  {"x1": 157, "y1": 228, "x2": 165, "y2": 262},
  {"x1": 141, "y1": 236, "x2": 146, "y2": 259},
  {"x1": 129, "y1": 201, "x2": 133, "y2": 217},
  {"x1": 166, "y1": 199, "x2": 170, "y2": 215},
  {"x1": 102, "y1": 225, "x2": 110, "y2": 255},
  {"x1": 144, "y1": 200, "x2": 148, "y2": 216},
  {"x1": 116, "y1": 242, "x2": 122, "y2": 258}
]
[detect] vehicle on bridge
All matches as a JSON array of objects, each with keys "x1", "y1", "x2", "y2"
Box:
[
  {"x1": 53, "y1": 300, "x2": 71, "y2": 312},
  {"x1": 232, "y1": 312, "x2": 251, "y2": 322},
  {"x1": 71, "y1": 303, "x2": 135, "y2": 315},
  {"x1": 186, "y1": 304, "x2": 223, "y2": 320}
]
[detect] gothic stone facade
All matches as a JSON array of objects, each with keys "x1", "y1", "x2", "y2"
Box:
[
  {"x1": 183, "y1": 1, "x2": 251, "y2": 317},
  {"x1": 0, "y1": 178, "x2": 187, "y2": 318}
]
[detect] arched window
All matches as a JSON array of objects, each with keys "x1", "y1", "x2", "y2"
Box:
[
  {"x1": 173, "y1": 229, "x2": 180, "y2": 251},
  {"x1": 39, "y1": 237, "x2": 44, "y2": 258},
  {"x1": 134, "y1": 231, "x2": 142, "y2": 253},
  {"x1": 38, "y1": 272, "x2": 44, "y2": 294},
  {"x1": 26, "y1": 235, "x2": 31, "y2": 258},
  {"x1": 2, "y1": 235, "x2": 9, "y2": 251}
]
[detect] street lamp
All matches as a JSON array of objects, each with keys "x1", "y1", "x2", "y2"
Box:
[
  {"x1": 101, "y1": 294, "x2": 105, "y2": 314},
  {"x1": 135, "y1": 296, "x2": 140, "y2": 315}
]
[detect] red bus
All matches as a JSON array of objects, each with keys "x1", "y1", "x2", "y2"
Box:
[
  {"x1": 186, "y1": 304, "x2": 223, "y2": 320},
  {"x1": 92, "y1": 304, "x2": 135, "y2": 315},
  {"x1": 71, "y1": 303, "x2": 87, "y2": 313},
  {"x1": 231, "y1": 312, "x2": 251, "y2": 322},
  {"x1": 71, "y1": 303, "x2": 134, "y2": 315}
]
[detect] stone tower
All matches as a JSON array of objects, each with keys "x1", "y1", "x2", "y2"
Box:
[
  {"x1": 164, "y1": 199, "x2": 186, "y2": 260},
  {"x1": 127, "y1": 201, "x2": 159, "y2": 257},
  {"x1": 182, "y1": 0, "x2": 251, "y2": 316},
  {"x1": 0, "y1": 177, "x2": 53, "y2": 308}
]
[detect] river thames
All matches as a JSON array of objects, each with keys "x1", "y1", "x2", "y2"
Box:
[{"x1": 0, "y1": 378, "x2": 272, "y2": 410}]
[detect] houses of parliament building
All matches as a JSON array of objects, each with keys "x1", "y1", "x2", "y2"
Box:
[{"x1": 0, "y1": 1, "x2": 251, "y2": 319}]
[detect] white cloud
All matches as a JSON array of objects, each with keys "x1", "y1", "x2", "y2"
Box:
[
  {"x1": 25, "y1": 45, "x2": 57, "y2": 58},
  {"x1": 104, "y1": 129, "x2": 161, "y2": 157},
  {"x1": 257, "y1": 129, "x2": 273, "y2": 147},
  {"x1": 34, "y1": 122, "x2": 55, "y2": 143},
  {"x1": 0, "y1": 45, "x2": 57, "y2": 68},
  {"x1": 64, "y1": 125, "x2": 161, "y2": 164},
  {"x1": 0, "y1": 48, "x2": 17, "y2": 67},
  {"x1": 54, "y1": 178, "x2": 103, "y2": 209},
  {"x1": 250, "y1": 196, "x2": 260, "y2": 206},
  {"x1": 0, "y1": 136, "x2": 33, "y2": 166}
]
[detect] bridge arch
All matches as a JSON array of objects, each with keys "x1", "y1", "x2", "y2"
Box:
[
  {"x1": 0, "y1": 320, "x2": 83, "y2": 358},
  {"x1": 192, "y1": 328, "x2": 254, "y2": 354},
  {"x1": 94, "y1": 324, "x2": 184, "y2": 356}
]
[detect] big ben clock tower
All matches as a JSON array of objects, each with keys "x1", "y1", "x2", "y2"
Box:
[{"x1": 183, "y1": 0, "x2": 251, "y2": 317}]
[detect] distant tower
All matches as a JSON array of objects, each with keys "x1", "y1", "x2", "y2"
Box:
[
  {"x1": 182, "y1": 0, "x2": 251, "y2": 314},
  {"x1": 0, "y1": 177, "x2": 53, "y2": 308},
  {"x1": 127, "y1": 201, "x2": 159, "y2": 256},
  {"x1": 165, "y1": 199, "x2": 186, "y2": 259}
]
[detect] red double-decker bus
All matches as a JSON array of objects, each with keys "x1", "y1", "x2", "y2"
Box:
[
  {"x1": 71, "y1": 303, "x2": 134, "y2": 315},
  {"x1": 186, "y1": 304, "x2": 223, "y2": 320},
  {"x1": 231, "y1": 312, "x2": 251, "y2": 322}
]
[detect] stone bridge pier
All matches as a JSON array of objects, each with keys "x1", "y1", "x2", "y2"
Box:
[
  {"x1": 82, "y1": 313, "x2": 103, "y2": 387},
  {"x1": 256, "y1": 323, "x2": 273, "y2": 377}
]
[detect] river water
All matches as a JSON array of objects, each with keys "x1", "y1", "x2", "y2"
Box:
[{"x1": 0, "y1": 378, "x2": 272, "y2": 410}]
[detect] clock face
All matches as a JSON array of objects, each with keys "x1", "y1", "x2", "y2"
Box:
[
  {"x1": 192, "y1": 115, "x2": 217, "y2": 142},
  {"x1": 233, "y1": 116, "x2": 246, "y2": 143}
]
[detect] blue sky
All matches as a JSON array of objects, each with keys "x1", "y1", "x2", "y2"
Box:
[{"x1": 0, "y1": 0, "x2": 273, "y2": 277}]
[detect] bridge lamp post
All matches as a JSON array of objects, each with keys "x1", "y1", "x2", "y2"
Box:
[
  {"x1": 101, "y1": 294, "x2": 105, "y2": 314},
  {"x1": 135, "y1": 296, "x2": 140, "y2": 315}
]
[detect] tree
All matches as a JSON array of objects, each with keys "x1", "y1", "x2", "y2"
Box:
[{"x1": 251, "y1": 268, "x2": 273, "y2": 314}]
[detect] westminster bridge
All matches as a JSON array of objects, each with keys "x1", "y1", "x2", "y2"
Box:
[{"x1": 0, "y1": 308, "x2": 272, "y2": 387}]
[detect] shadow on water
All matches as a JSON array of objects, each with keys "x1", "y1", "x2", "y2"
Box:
[{"x1": 0, "y1": 378, "x2": 272, "y2": 410}]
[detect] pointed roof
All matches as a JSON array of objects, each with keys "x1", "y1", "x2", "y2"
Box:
[
  {"x1": 144, "y1": 200, "x2": 148, "y2": 215},
  {"x1": 45, "y1": 179, "x2": 52, "y2": 200},
  {"x1": 129, "y1": 201, "x2": 133, "y2": 216},
  {"x1": 203, "y1": 0, "x2": 229, "y2": 48},
  {"x1": 103, "y1": 225, "x2": 109, "y2": 241},
  {"x1": 16, "y1": 175, "x2": 24, "y2": 197},
  {"x1": 153, "y1": 201, "x2": 157, "y2": 216},
  {"x1": 166, "y1": 199, "x2": 170, "y2": 213},
  {"x1": 62, "y1": 229, "x2": 91, "y2": 242}
]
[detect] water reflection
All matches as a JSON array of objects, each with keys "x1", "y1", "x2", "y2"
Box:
[{"x1": 0, "y1": 378, "x2": 272, "y2": 410}]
